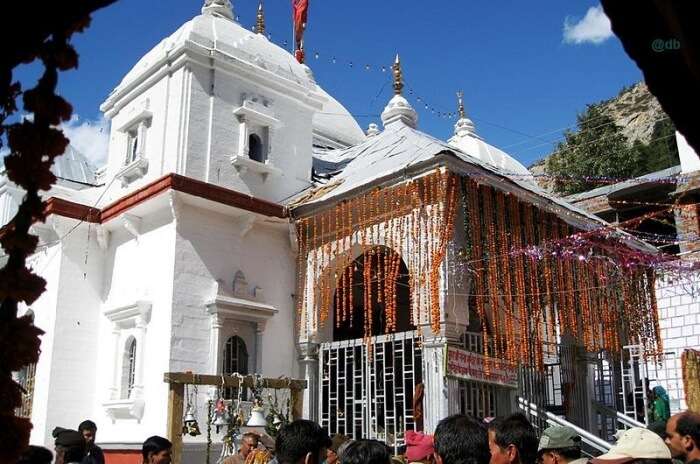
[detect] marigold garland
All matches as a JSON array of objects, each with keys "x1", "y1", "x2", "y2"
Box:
[{"x1": 294, "y1": 172, "x2": 664, "y2": 372}]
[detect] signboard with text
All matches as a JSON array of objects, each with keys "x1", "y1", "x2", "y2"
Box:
[{"x1": 445, "y1": 346, "x2": 518, "y2": 389}]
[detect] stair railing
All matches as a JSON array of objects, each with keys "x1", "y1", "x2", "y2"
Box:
[{"x1": 517, "y1": 397, "x2": 612, "y2": 455}]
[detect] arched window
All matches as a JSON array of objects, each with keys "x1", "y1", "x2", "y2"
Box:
[
  {"x1": 222, "y1": 336, "x2": 248, "y2": 399},
  {"x1": 248, "y1": 134, "x2": 264, "y2": 163},
  {"x1": 15, "y1": 310, "x2": 36, "y2": 418},
  {"x1": 122, "y1": 337, "x2": 137, "y2": 399}
]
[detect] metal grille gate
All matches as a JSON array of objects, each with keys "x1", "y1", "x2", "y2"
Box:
[
  {"x1": 620, "y1": 343, "x2": 684, "y2": 423},
  {"x1": 319, "y1": 331, "x2": 422, "y2": 447}
]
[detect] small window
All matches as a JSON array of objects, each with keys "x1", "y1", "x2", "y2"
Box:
[
  {"x1": 122, "y1": 337, "x2": 137, "y2": 399},
  {"x1": 126, "y1": 129, "x2": 139, "y2": 164},
  {"x1": 222, "y1": 335, "x2": 248, "y2": 399},
  {"x1": 248, "y1": 134, "x2": 264, "y2": 163}
]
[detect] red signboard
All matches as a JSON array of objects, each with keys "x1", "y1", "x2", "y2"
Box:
[{"x1": 445, "y1": 346, "x2": 518, "y2": 388}]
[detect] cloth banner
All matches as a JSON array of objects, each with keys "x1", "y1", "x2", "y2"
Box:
[{"x1": 682, "y1": 349, "x2": 700, "y2": 413}]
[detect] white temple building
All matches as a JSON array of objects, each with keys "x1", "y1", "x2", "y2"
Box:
[{"x1": 0, "y1": 1, "x2": 678, "y2": 463}]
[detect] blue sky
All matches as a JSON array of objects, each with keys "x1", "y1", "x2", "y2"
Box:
[{"x1": 12, "y1": 0, "x2": 643, "y2": 168}]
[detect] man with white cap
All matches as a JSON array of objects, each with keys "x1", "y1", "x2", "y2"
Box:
[
  {"x1": 537, "y1": 426, "x2": 587, "y2": 464},
  {"x1": 592, "y1": 427, "x2": 672, "y2": 464}
]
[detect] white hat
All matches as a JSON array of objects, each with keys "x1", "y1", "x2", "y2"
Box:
[{"x1": 592, "y1": 428, "x2": 671, "y2": 464}]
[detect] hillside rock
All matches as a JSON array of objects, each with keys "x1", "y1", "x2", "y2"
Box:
[
  {"x1": 529, "y1": 82, "x2": 670, "y2": 192},
  {"x1": 602, "y1": 82, "x2": 666, "y2": 145}
]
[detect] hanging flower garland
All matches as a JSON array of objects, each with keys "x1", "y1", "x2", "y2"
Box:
[
  {"x1": 459, "y1": 178, "x2": 663, "y2": 370},
  {"x1": 295, "y1": 169, "x2": 458, "y2": 340}
]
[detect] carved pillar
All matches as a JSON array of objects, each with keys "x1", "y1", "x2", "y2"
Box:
[
  {"x1": 208, "y1": 309, "x2": 224, "y2": 375},
  {"x1": 255, "y1": 322, "x2": 264, "y2": 374},
  {"x1": 136, "y1": 120, "x2": 148, "y2": 160},
  {"x1": 132, "y1": 313, "x2": 148, "y2": 398},
  {"x1": 237, "y1": 115, "x2": 249, "y2": 158},
  {"x1": 421, "y1": 332, "x2": 450, "y2": 433},
  {"x1": 298, "y1": 341, "x2": 319, "y2": 421}
]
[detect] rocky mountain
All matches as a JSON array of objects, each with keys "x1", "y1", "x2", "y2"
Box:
[{"x1": 529, "y1": 82, "x2": 671, "y2": 191}]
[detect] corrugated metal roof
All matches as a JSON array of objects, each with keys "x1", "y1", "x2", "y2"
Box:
[
  {"x1": 51, "y1": 145, "x2": 100, "y2": 188},
  {"x1": 298, "y1": 123, "x2": 658, "y2": 253}
]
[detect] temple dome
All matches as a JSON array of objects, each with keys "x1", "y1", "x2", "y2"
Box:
[
  {"x1": 108, "y1": 4, "x2": 316, "y2": 101},
  {"x1": 106, "y1": 1, "x2": 364, "y2": 149},
  {"x1": 448, "y1": 113, "x2": 533, "y2": 181},
  {"x1": 313, "y1": 86, "x2": 366, "y2": 147}
]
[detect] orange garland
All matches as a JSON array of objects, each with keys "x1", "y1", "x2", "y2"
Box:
[{"x1": 295, "y1": 171, "x2": 663, "y2": 371}]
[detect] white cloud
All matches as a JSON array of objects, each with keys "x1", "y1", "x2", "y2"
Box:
[
  {"x1": 1, "y1": 114, "x2": 110, "y2": 172},
  {"x1": 60, "y1": 115, "x2": 110, "y2": 168},
  {"x1": 563, "y1": 5, "x2": 613, "y2": 45}
]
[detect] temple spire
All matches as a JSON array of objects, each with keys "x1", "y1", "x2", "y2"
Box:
[
  {"x1": 381, "y1": 53, "x2": 417, "y2": 129},
  {"x1": 255, "y1": 1, "x2": 265, "y2": 35},
  {"x1": 202, "y1": 0, "x2": 234, "y2": 21},
  {"x1": 457, "y1": 91, "x2": 466, "y2": 119},
  {"x1": 392, "y1": 54, "x2": 404, "y2": 96},
  {"x1": 450, "y1": 90, "x2": 478, "y2": 140}
]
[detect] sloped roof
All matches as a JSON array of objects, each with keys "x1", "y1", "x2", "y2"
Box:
[
  {"x1": 296, "y1": 123, "x2": 658, "y2": 253},
  {"x1": 566, "y1": 165, "x2": 681, "y2": 202},
  {"x1": 51, "y1": 145, "x2": 100, "y2": 188}
]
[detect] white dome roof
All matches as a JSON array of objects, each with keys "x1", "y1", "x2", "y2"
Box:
[
  {"x1": 110, "y1": 8, "x2": 315, "y2": 99},
  {"x1": 313, "y1": 86, "x2": 365, "y2": 147},
  {"x1": 448, "y1": 116, "x2": 533, "y2": 181}
]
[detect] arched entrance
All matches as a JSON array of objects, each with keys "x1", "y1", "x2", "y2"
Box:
[
  {"x1": 319, "y1": 247, "x2": 423, "y2": 448},
  {"x1": 333, "y1": 247, "x2": 414, "y2": 341}
]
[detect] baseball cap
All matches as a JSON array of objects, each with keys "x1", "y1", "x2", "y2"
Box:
[
  {"x1": 591, "y1": 427, "x2": 671, "y2": 464},
  {"x1": 538, "y1": 426, "x2": 582, "y2": 452}
]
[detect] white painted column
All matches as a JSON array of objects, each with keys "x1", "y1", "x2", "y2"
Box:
[
  {"x1": 109, "y1": 324, "x2": 121, "y2": 400},
  {"x1": 209, "y1": 311, "x2": 223, "y2": 375},
  {"x1": 255, "y1": 322, "x2": 264, "y2": 374},
  {"x1": 136, "y1": 120, "x2": 148, "y2": 160},
  {"x1": 132, "y1": 314, "x2": 147, "y2": 398},
  {"x1": 237, "y1": 116, "x2": 249, "y2": 158},
  {"x1": 298, "y1": 341, "x2": 319, "y2": 421},
  {"x1": 421, "y1": 333, "x2": 449, "y2": 433}
]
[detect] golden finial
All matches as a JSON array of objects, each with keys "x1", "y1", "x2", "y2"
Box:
[
  {"x1": 255, "y1": 1, "x2": 265, "y2": 35},
  {"x1": 392, "y1": 54, "x2": 404, "y2": 96},
  {"x1": 457, "y1": 91, "x2": 465, "y2": 119}
]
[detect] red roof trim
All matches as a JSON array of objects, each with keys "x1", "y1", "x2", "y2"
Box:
[
  {"x1": 44, "y1": 197, "x2": 101, "y2": 223},
  {"x1": 49, "y1": 174, "x2": 287, "y2": 225}
]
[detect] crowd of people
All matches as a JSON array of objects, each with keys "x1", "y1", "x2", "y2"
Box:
[{"x1": 14, "y1": 411, "x2": 700, "y2": 464}]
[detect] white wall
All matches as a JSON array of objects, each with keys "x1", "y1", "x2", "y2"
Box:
[
  {"x1": 27, "y1": 244, "x2": 63, "y2": 446},
  {"x1": 676, "y1": 131, "x2": 700, "y2": 174},
  {"x1": 171, "y1": 203, "x2": 298, "y2": 378},
  {"x1": 100, "y1": 51, "x2": 316, "y2": 207},
  {"x1": 25, "y1": 219, "x2": 105, "y2": 447},
  {"x1": 652, "y1": 271, "x2": 700, "y2": 412},
  {"x1": 93, "y1": 209, "x2": 177, "y2": 445}
]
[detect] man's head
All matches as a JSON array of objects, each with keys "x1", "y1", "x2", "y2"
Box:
[
  {"x1": 142, "y1": 435, "x2": 172, "y2": 464},
  {"x1": 276, "y1": 420, "x2": 331, "y2": 464},
  {"x1": 18, "y1": 445, "x2": 53, "y2": 464},
  {"x1": 78, "y1": 420, "x2": 98, "y2": 446},
  {"x1": 327, "y1": 434, "x2": 351, "y2": 464},
  {"x1": 665, "y1": 412, "x2": 700, "y2": 462},
  {"x1": 434, "y1": 414, "x2": 489, "y2": 464},
  {"x1": 240, "y1": 433, "x2": 261, "y2": 458},
  {"x1": 52, "y1": 428, "x2": 86, "y2": 464},
  {"x1": 341, "y1": 440, "x2": 392, "y2": 464},
  {"x1": 592, "y1": 427, "x2": 671, "y2": 464},
  {"x1": 536, "y1": 426, "x2": 581, "y2": 464},
  {"x1": 487, "y1": 414, "x2": 538, "y2": 464}
]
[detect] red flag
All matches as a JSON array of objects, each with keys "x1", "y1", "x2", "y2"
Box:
[{"x1": 293, "y1": 0, "x2": 309, "y2": 45}]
